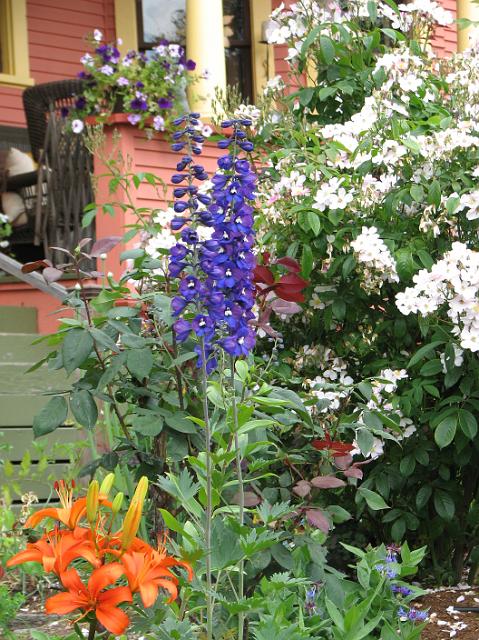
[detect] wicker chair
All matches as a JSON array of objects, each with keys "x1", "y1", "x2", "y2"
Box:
[{"x1": 4, "y1": 80, "x2": 95, "y2": 262}]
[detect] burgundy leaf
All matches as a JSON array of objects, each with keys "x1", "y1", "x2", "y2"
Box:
[
  {"x1": 43, "y1": 267, "x2": 64, "y2": 284},
  {"x1": 232, "y1": 491, "x2": 261, "y2": 507},
  {"x1": 333, "y1": 454, "x2": 353, "y2": 470},
  {"x1": 293, "y1": 480, "x2": 311, "y2": 497},
  {"x1": 310, "y1": 475, "x2": 346, "y2": 489},
  {"x1": 276, "y1": 256, "x2": 301, "y2": 273},
  {"x1": 90, "y1": 236, "x2": 122, "y2": 257},
  {"x1": 344, "y1": 467, "x2": 363, "y2": 479},
  {"x1": 21, "y1": 259, "x2": 51, "y2": 273},
  {"x1": 270, "y1": 299, "x2": 302, "y2": 315},
  {"x1": 78, "y1": 237, "x2": 92, "y2": 249},
  {"x1": 253, "y1": 264, "x2": 275, "y2": 285},
  {"x1": 305, "y1": 509, "x2": 330, "y2": 533}
]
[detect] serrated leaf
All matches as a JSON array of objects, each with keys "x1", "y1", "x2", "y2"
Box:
[
  {"x1": 127, "y1": 347, "x2": 153, "y2": 380},
  {"x1": 70, "y1": 389, "x2": 98, "y2": 429},
  {"x1": 459, "y1": 409, "x2": 478, "y2": 440},
  {"x1": 33, "y1": 396, "x2": 68, "y2": 437},
  {"x1": 434, "y1": 414, "x2": 457, "y2": 448},
  {"x1": 62, "y1": 328, "x2": 94, "y2": 375},
  {"x1": 358, "y1": 487, "x2": 390, "y2": 510},
  {"x1": 434, "y1": 490, "x2": 455, "y2": 520}
]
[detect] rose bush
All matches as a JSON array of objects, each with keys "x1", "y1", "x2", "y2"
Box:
[{"x1": 246, "y1": 0, "x2": 479, "y2": 583}]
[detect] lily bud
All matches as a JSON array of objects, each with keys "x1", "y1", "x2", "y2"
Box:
[
  {"x1": 121, "y1": 476, "x2": 148, "y2": 550},
  {"x1": 100, "y1": 473, "x2": 115, "y2": 497},
  {"x1": 111, "y1": 491, "x2": 124, "y2": 516},
  {"x1": 131, "y1": 476, "x2": 149, "y2": 505},
  {"x1": 86, "y1": 480, "x2": 99, "y2": 525}
]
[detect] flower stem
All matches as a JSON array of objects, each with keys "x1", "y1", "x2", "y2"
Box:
[
  {"x1": 88, "y1": 619, "x2": 97, "y2": 640},
  {"x1": 230, "y1": 357, "x2": 244, "y2": 640},
  {"x1": 200, "y1": 338, "x2": 213, "y2": 640}
]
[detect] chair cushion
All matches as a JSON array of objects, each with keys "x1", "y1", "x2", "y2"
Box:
[
  {"x1": 6, "y1": 147, "x2": 35, "y2": 176},
  {"x1": 1, "y1": 149, "x2": 36, "y2": 226},
  {"x1": 1, "y1": 192, "x2": 28, "y2": 226}
]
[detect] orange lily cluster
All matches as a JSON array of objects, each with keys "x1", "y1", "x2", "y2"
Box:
[{"x1": 7, "y1": 476, "x2": 193, "y2": 636}]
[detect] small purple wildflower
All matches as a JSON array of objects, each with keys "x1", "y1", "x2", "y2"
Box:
[
  {"x1": 127, "y1": 114, "x2": 141, "y2": 126},
  {"x1": 304, "y1": 586, "x2": 317, "y2": 616},
  {"x1": 116, "y1": 76, "x2": 129, "y2": 87},
  {"x1": 398, "y1": 607, "x2": 428, "y2": 622},
  {"x1": 391, "y1": 584, "x2": 413, "y2": 597}
]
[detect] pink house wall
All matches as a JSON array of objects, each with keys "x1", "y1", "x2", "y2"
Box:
[{"x1": 0, "y1": 0, "x2": 115, "y2": 127}]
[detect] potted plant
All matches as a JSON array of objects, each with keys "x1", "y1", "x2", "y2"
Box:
[{"x1": 69, "y1": 29, "x2": 196, "y2": 134}]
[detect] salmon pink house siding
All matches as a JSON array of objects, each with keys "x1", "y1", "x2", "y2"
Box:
[
  {"x1": 432, "y1": 0, "x2": 458, "y2": 56},
  {"x1": 0, "y1": 0, "x2": 115, "y2": 127}
]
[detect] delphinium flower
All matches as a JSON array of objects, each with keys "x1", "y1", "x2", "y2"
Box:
[{"x1": 168, "y1": 113, "x2": 257, "y2": 373}]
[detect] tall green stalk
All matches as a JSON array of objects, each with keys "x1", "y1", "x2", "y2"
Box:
[
  {"x1": 230, "y1": 357, "x2": 244, "y2": 640},
  {"x1": 200, "y1": 338, "x2": 214, "y2": 640}
]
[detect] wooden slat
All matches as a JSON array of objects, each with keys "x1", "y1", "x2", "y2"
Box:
[
  {"x1": 1, "y1": 462, "x2": 72, "y2": 500},
  {"x1": 0, "y1": 307, "x2": 37, "y2": 333},
  {"x1": 0, "y1": 395, "x2": 64, "y2": 427},
  {"x1": 3, "y1": 426, "x2": 83, "y2": 461}
]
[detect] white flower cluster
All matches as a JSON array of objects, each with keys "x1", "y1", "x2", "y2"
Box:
[
  {"x1": 233, "y1": 104, "x2": 261, "y2": 127},
  {"x1": 351, "y1": 227, "x2": 399, "y2": 292},
  {"x1": 396, "y1": 242, "x2": 479, "y2": 351},
  {"x1": 312, "y1": 177, "x2": 354, "y2": 212}
]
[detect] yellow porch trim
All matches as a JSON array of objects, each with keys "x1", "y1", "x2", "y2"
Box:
[
  {"x1": 114, "y1": 0, "x2": 138, "y2": 56},
  {"x1": 186, "y1": 0, "x2": 227, "y2": 117},
  {"x1": 250, "y1": 0, "x2": 273, "y2": 98},
  {"x1": 0, "y1": 0, "x2": 34, "y2": 88},
  {"x1": 457, "y1": 0, "x2": 479, "y2": 52}
]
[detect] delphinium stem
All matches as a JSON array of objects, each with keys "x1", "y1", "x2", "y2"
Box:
[
  {"x1": 230, "y1": 356, "x2": 245, "y2": 640},
  {"x1": 200, "y1": 337, "x2": 214, "y2": 640}
]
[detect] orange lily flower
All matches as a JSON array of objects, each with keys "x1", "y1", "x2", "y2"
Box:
[
  {"x1": 121, "y1": 545, "x2": 193, "y2": 607},
  {"x1": 25, "y1": 481, "x2": 87, "y2": 530},
  {"x1": 7, "y1": 528, "x2": 99, "y2": 575},
  {"x1": 45, "y1": 563, "x2": 132, "y2": 636}
]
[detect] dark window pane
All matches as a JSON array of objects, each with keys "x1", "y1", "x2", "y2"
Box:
[
  {"x1": 223, "y1": 0, "x2": 250, "y2": 45},
  {"x1": 225, "y1": 47, "x2": 253, "y2": 102},
  {"x1": 138, "y1": 0, "x2": 185, "y2": 47},
  {"x1": 223, "y1": 0, "x2": 253, "y2": 102}
]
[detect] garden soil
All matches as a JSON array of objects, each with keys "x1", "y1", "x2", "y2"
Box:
[{"x1": 416, "y1": 586, "x2": 479, "y2": 639}]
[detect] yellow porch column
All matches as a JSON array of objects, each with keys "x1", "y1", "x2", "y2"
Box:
[
  {"x1": 114, "y1": 0, "x2": 138, "y2": 55},
  {"x1": 186, "y1": 0, "x2": 227, "y2": 117},
  {"x1": 457, "y1": 0, "x2": 479, "y2": 52}
]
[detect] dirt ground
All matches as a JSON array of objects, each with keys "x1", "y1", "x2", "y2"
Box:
[{"x1": 415, "y1": 586, "x2": 479, "y2": 639}]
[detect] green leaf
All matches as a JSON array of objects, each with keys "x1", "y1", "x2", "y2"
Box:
[
  {"x1": 70, "y1": 390, "x2": 98, "y2": 429},
  {"x1": 299, "y1": 87, "x2": 314, "y2": 107},
  {"x1": 434, "y1": 414, "x2": 457, "y2": 449},
  {"x1": 428, "y1": 179, "x2": 441, "y2": 208},
  {"x1": 89, "y1": 327, "x2": 120, "y2": 352},
  {"x1": 33, "y1": 396, "x2": 68, "y2": 437},
  {"x1": 434, "y1": 490, "x2": 455, "y2": 520},
  {"x1": 62, "y1": 329, "x2": 94, "y2": 375},
  {"x1": 332, "y1": 298, "x2": 346, "y2": 321},
  {"x1": 319, "y1": 35, "x2": 336, "y2": 65},
  {"x1": 416, "y1": 485, "x2": 432, "y2": 510},
  {"x1": 419, "y1": 359, "x2": 442, "y2": 377},
  {"x1": 358, "y1": 487, "x2": 390, "y2": 510},
  {"x1": 165, "y1": 412, "x2": 198, "y2": 434},
  {"x1": 307, "y1": 210, "x2": 321, "y2": 235},
  {"x1": 399, "y1": 455, "x2": 416, "y2": 477},
  {"x1": 459, "y1": 409, "x2": 478, "y2": 440},
  {"x1": 301, "y1": 245, "x2": 314, "y2": 277},
  {"x1": 407, "y1": 340, "x2": 444, "y2": 367},
  {"x1": 127, "y1": 347, "x2": 153, "y2": 380}
]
